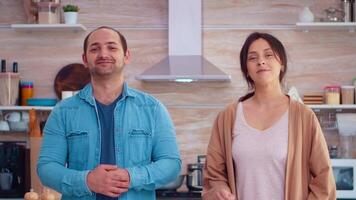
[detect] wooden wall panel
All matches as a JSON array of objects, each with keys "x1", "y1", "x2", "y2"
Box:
[{"x1": 0, "y1": 0, "x2": 356, "y2": 185}]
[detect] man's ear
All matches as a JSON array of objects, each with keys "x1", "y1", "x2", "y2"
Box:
[
  {"x1": 82, "y1": 53, "x2": 88, "y2": 67},
  {"x1": 124, "y1": 50, "x2": 131, "y2": 65}
]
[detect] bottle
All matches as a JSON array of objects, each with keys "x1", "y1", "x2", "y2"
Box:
[
  {"x1": 12, "y1": 62, "x2": 18, "y2": 73},
  {"x1": 1, "y1": 59, "x2": 6, "y2": 72},
  {"x1": 342, "y1": 0, "x2": 352, "y2": 22}
]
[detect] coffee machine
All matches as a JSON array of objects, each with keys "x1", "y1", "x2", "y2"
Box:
[
  {"x1": 0, "y1": 142, "x2": 30, "y2": 198},
  {"x1": 186, "y1": 155, "x2": 205, "y2": 191}
]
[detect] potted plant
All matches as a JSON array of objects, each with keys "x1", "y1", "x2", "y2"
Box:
[{"x1": 62, "y1": 4, "x2": 79, "y2": 24}]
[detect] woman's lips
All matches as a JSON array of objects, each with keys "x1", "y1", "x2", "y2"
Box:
[{"x1": 257, "y1": 69, "x2": 270, "y2": 73}]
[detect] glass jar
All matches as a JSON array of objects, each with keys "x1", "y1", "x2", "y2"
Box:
[
  {"x1": 21, "y1": 81, "x2": 34, "y2": 106},
  {"x1": 341, "y1": 85, "x2": 355, "y2": 104},
  {"x1": 324, "y1": 86, "x2": 340, "y2": 105}
]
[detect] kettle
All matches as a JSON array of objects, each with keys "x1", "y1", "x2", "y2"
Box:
[{"x1": 186, "y1": 155, "x2": 205, "y2": 191}]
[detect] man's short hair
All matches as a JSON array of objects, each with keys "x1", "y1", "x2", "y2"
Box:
[{"x1": 83, "y1": 26, "x2": 128, "y2": 55}]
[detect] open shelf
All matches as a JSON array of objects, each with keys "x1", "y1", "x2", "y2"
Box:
[
  {"x1": 10, "y1": 24, "x2": 87, "y2": 32},
  {"x1": 0, "y1": 132, "x2": 28, "y2": 142},
  {"x1": 296, "y1": 22, "x2": 356, "y2": 32},
  {"x1": 0, "y1": 106, "x2": 53, "y2": 111},
  {"x1": 308, "y1": 104, "x2": 356, "y2": 109}
]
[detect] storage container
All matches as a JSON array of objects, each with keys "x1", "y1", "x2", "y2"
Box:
[
  {"x1": 341, "y1": 85, "x2": 355, "y2": 104},
  {"x1": 324, "y1": 85, "x2": 340, "y2": 105}
]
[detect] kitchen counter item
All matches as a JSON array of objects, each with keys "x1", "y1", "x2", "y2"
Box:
[
  {"x1": 341, "y1": 0, "x2": 352, "y2": 22},
  {"x1": 0, "y1": 73, "x2": 20, "y2": 106},
  {"x1": 21, "y1": 81, "x2": 34, "y2": 106},
  {"x1": 323, "y1": 7, "x2": 344, "y2": 22},
  {"x1": 303, "y1": 93, "x2": 324, "y2": 105},
  {"x1": 336, "y1": 113, "x2": 356, "y2": 136},
  {"x1": 54, "y1": 63, "x2": 90, "y2": 99},
  {"x1": 324, "y1": 86, "x2": 340, "y2": 105},
  {"x1": 341, "y1": 86, "x2": 355, "y2": 104},
  {"x1": 186, "y1": 155, "x2": 206, "y2": 191},
  {"x1": 27, "y1": 98, "x2": 57, "y2": 106}
]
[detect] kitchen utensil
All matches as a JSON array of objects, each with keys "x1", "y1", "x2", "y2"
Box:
[
  {"x1": 157, "y1": 175, "x2": 185, "y2": 191},
  {"x1": 54, "y1": 63, "x2": 90, "y2": 99}
]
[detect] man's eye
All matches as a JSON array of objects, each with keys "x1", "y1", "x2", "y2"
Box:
[
  {"x1": 109, "y1": 47, "x2": 118, "y2": 50},
  {"x1": 89, "y1": 48, "x2": 98, "y2": 52}
]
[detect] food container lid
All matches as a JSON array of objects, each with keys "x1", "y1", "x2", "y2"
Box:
[
  {"x1": 324, "y1": 85, "x2": 340, "y2": 90},
  {"x1": 341, "y1": 85, "x2": 355, "y2": 89}
]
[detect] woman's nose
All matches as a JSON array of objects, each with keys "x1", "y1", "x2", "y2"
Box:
[{"x1": 258, "y1": 59, "x2": 266, "y2": 66}]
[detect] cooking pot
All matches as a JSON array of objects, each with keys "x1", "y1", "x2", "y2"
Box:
[{"x1": 157, "y1": 175, "x2": 185, "y2": 191}]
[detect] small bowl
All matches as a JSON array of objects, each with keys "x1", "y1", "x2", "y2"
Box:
[{"x1": 9, "y1": 121, "x2": 28, "y2": 132}]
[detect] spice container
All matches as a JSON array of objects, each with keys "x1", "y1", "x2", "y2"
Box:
[
  {"x1": 324, "y1": 86, "x2": 340, "y2": 105},
  {"x1": 341, "y1": 85, "x2": 355, "y2": 104},
  {"x1": 21, "y1": 81, "x2": 34, "y2": 106}
]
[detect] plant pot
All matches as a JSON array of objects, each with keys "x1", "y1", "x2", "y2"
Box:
[{"x1": 63, "y1": 12, "x2": 78, "y2": 24}]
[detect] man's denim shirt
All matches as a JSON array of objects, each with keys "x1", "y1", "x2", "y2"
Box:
[{"x1": 37, "y1": 83, "x2": 181, "y2": 200}]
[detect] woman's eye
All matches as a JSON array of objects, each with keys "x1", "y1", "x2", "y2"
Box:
[
  {"x1": 266, "y1": 54, "x2": 274, "y2": 58},
  {"x1": 248, "y1": 57, "x2": 257, "y2": 61}
]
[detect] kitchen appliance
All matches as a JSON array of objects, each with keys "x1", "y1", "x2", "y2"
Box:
[
  {"x1": 186, "y1": 155, "x2": 205, "y2": 191},
  {"x1": 136, "y1": 0, "x2": 231, "y2": 82},
  {"x1": 331, "y1": 159, "x2": 356, "y2": 198},
  {"x1": 0, "y1": 141, "x2": 30, "y2": 198}
]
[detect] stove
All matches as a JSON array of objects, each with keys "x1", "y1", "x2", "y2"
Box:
[{"x1": 156, "y1": 190, "x2": 201, "y2": 200}]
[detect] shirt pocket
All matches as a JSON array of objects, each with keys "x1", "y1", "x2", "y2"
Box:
[
  {"x1": 128, "y1": 129, "x2": 152, "y2": 166},
  {"x1": 67, "y1": 131, "x2": 89, "y2": 170}
]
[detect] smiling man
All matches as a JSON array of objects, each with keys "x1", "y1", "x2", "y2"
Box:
[{"x1": 37, "y1": 26, "x2": 181, "y2": 200}]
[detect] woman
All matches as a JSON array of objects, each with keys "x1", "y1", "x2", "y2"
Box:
[{"x1": 203, "y1": 32, "x2": 336, "y2": 200}]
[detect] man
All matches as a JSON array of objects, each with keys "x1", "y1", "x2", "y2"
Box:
[{"x1": 37, "y1": 26, "x2": 181, "y2": 200}]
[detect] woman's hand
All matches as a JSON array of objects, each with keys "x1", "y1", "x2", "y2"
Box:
[{"x1": 214, "y1": 188, "x2": 236, "y2": 200}]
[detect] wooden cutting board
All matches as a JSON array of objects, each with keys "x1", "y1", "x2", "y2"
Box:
[{"x1": 54, "y1": 63, "x2": 91, "y2": 99}]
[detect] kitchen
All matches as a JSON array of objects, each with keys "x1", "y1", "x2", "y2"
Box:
[{"x1": 1, "y1": 0, "x2": 356, "y2": 199}]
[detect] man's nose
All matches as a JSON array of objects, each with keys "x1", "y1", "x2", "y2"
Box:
[{"x1": 98, "y1": 49, "x2": 110, "y2": 58}]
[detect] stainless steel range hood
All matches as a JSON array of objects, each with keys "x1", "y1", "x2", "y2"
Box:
[{"x1": 135, "y1": 0, "x2": 231, "y2": 82}]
